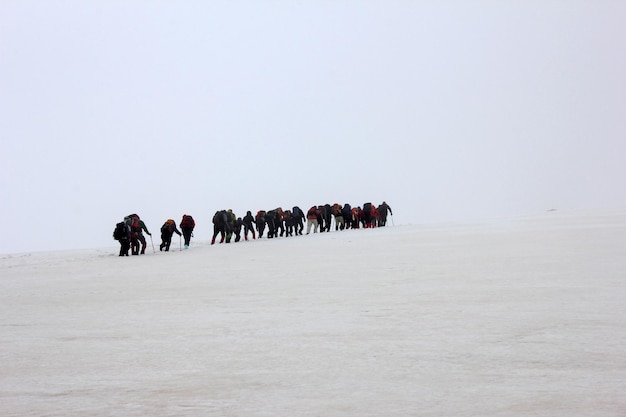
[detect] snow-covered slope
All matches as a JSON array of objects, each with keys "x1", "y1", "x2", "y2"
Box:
[{"x1": 1, "y1": 208, "x2": 626, "y2": 416}]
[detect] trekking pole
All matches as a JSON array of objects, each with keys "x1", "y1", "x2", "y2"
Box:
[{"x1": 150, "y1": 235, "x2": 155, "y2": 253}]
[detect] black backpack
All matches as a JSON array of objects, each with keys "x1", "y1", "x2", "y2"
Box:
[{"x1": 113, "y1": 222, "x2": 127, "y2": 240}]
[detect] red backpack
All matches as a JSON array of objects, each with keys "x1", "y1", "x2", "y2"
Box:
[
  {"x1": 126, "y1": 214, "x2": 140, "y2": 232},
  {"x1": 181, "y1": 215, "x2": 195, "y2": 229}
]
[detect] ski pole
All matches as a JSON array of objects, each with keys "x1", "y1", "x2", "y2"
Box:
[
  {"x1": 180, "y1": 235, "x2": 182, "y2": 251},
  {"x1": 150, "y1": 235, "x2": 155, "y2": 253},
  {"x1": 391, "y1": 214, "x2": 394, "y2": 226}
]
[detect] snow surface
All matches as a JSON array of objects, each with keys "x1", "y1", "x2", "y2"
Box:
[{"x1": 1, "y1": 208, "x2": 626, "y2": 417}]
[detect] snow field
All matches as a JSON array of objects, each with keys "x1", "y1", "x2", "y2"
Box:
[{"x1": 1, "y1": 208, "x2": 626, "y2": 416}]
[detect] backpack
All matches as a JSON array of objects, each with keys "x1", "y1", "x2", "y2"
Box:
[
  {"x1": 161, "y1": 219, "x2": 175, "y2": 233},
  {"x1": 126, "y1": 214, "x2": 140, "y2": 232},
  {"x1": 181, "y1": 215, "x2": 195, "y2": 229},
  {"x1": 113, "y1": 222, "x2": 127, "y2": 240}
]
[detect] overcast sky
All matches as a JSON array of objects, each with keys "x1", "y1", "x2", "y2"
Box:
[{"x1": 1, "y1": 1, "x2": 625, "y2": 253}]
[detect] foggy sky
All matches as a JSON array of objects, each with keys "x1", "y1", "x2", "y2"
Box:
[{"x1": 1, "y1": 1, "x2": 625, "y2": 253}]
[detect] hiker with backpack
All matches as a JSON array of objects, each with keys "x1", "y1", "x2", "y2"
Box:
[
  {"x1": 292, "y1": 206, "x2": 305, "y2": 235},
  {"x1": 180, "y1": 214, "x2": 195, "y2": 249},
  {"x1": 341, "y1": 203, "x2": 352, "y2": 230},
  {"x1": 370, "y1": 205, "x2": 380, "y2": 228},
  {"x1": 306, "y1": 206, "x2": 320, "y2": 234},
  {"x1": 377, "y1": 201, "x2": 393, "y2": 226},
  {"x1": 211, "y1": 210, "x2": 230, "y2": 244},
  {"x1": 225, "y1": 209, "x2": 236, "y2": 243},
  {"x1": 362, "y1": 203, "x2": 373, "y2": 228},
  {"x1": 124, "y1": 214, "x2": 142, "y2": 255},
  {"x1": 234, "y1": 217, "x2": 243, "y2": 242},
  {"x1": 113, "y1": 220, "x2": 131, "y2": 256},
  {"x1": 242, "y1": 210, "x2": 256, "y2": 240},
  {"x1": 321, "y1": 204, "x2": 333, "y2": 232},
  {"x1": 332, "y1": 203, "x2": 344, "y2": 231},
  {"x1": 283, "y1": 210, "x2": 295, "y2": 237},
  {"x1": 351, "y1": 206, "x2": 362, "y2": 229},
  {"x1": 255, "y1": 210, "x2": 267, "y2": 239},
  {"x1": 137, "y1": 218, "x2": 152, "y2": 254},
  {"x1": 127, "y1": 214, "x2": 152, "y2": 254},
  {"x1": 159, "y1": 219, "x2": 182, "y2": 252}
]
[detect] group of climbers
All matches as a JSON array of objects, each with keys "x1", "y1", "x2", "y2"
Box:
[
  {"x1": 211, "y1": 201, "x2": 392, "y2": 244},
  {"x1": 305, "y1": 201, "x2": 393, "y2": 234},
  {"x1": 113, "y1": 202, "x2": 391, "y2": 255},
  {"x1": 113, "y1": 214, "x2": 195, "y2": 256}
]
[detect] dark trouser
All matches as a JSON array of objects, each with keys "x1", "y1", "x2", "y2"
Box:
[
  {"x1": 182, "y1": 228, "x2": 193, "y2": 246},
  {"x1": 243, "y1": 223, "x2": 255, "y2": 240},
  {"x1": 160, "y1": 231, "x2": 173, "y2": 251},
  {"x1": 131, "y1": 235, "x2": 140, "y2": 255},
  {"x1": 119, "y1": 239, "x2": 130, "y2": 256},
  {"x1": 363, "y1": 212, "x2": 371, "y2": 227},
  {"x1": 137, "y1": 232, "x2": 147, "y2": 253}
]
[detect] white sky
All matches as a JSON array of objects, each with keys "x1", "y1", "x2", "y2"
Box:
[{"x1": 1, "y1": 1, "x2": 625, "y2": 253}]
